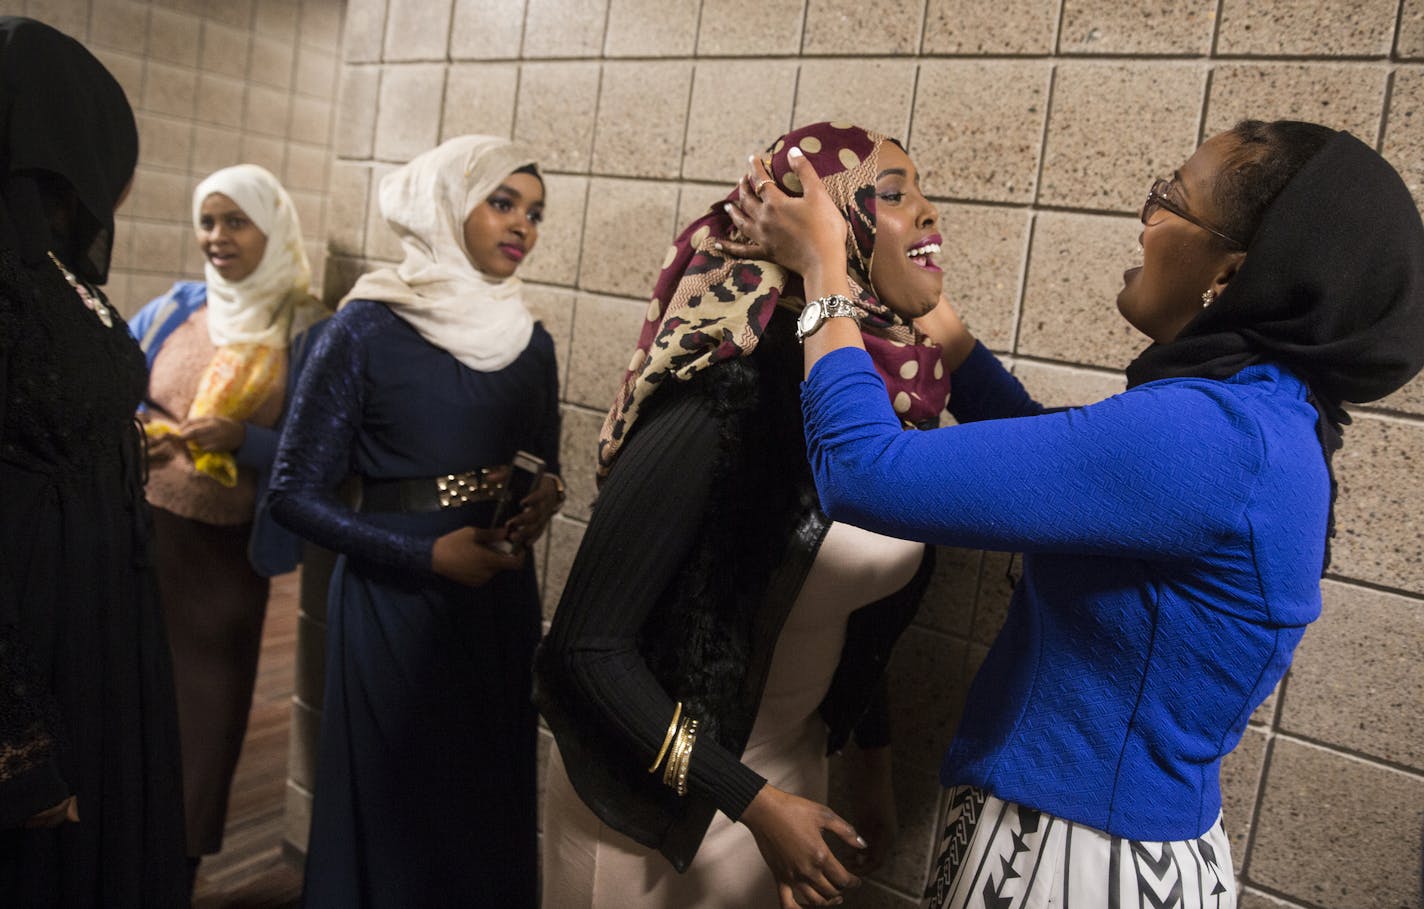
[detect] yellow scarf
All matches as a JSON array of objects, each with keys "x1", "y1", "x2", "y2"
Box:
[{"x1": 144, "y1": 343, "x2": 284, "y2": 487}]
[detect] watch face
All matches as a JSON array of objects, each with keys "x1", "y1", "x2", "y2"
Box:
[{"x1": 798, "y1": 299, "x2": 822, "y2": 336}]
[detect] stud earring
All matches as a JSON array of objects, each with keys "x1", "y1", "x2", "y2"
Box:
[{"x1": 1201, "y1": 289, "x2": 1215, "y2": 308}]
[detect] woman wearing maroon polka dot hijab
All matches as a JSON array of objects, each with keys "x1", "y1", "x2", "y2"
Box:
[{"x1": 536, "y1": 122, "x2": 953, "y2": 909}]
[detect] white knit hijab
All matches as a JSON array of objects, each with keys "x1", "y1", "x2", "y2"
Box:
[
  {"x1": 341, "y1": 135, "x2": 540, "y2": 372},
  {"x1": 193, "y1": 164, "x2": 320, "y2": 349}
]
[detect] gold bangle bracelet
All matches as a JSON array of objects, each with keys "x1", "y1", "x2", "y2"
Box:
[
  {"x1": 663, "y1": 717, "x2": 699, "y2": 795},
  {"x1": 674, "y1": 719, "x2": 698, "y2": 796},
  {"x1": 664, "y1": 721, "x2": 690, "y2": 787},
  {"x1": 648, "y1": 701, "x2": 683, "y2": 773},
  {"x1": 663, "y1": 725, "x2": 688, "y2": 787}
]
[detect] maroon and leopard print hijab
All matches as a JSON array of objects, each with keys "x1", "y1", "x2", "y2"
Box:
[{"x1": 596, "y1": 121, "x2": 952, "y2": 477}]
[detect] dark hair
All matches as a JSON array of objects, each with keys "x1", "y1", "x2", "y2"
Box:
[
  {"x1": 513, "y1": 162, "x2": 543, "y2": 186},
  {"x1": 1211, "y1": 119, "x2": 1336, "y2": 249}
]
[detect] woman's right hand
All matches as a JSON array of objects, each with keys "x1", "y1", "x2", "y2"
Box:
[
  {"x1": 721, "y1": 151, "x2": 848, "y2": 286},
  {"x1": 431, "y1": 527, "x2": 525, "y2": 587},
  {"x1": 24, "y1": 795, "x2": 79, "y2": 828},
  {"x1": 740, "y1": 783, "x2": 865, "y2": 908},
  {"x1": 179, "y1": 416, "x2": 245, "y2": 453}
]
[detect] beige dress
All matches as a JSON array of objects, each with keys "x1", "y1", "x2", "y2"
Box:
[
  {"x1": 542, "y1": 522, "x2": 924, "y2": 909},
  {"x1": 145, "y1": 306, "x2": 287, "y2": 855}
]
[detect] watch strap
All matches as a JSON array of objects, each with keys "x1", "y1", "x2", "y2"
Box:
[
  {"x1": 819, "y1": 294, "x2": 860, "y2": 321},
  {"x1": 797, "y1": 293, "x2": 860, "y2": 342}
]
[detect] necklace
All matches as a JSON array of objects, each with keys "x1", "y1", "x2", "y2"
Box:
[{"x1": 47, "y1": 251, "x2": 114, "y2": 328}]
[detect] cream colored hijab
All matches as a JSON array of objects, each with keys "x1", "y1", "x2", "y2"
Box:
[
  {"x1": 192, "y1": 164, "x2": 322, "y2": 349},
  {"x1": 341, "y1": 135, "x2": 540, "y2": 372}
]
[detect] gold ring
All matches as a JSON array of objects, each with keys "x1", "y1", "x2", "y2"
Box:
[{"x1": 754, "y1": 179, "x2": 773, "y2": 197}]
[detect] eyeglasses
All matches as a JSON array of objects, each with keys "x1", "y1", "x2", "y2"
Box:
[{"x1": 1141, "y1": 178, "x2": 1246, "y2": 250}]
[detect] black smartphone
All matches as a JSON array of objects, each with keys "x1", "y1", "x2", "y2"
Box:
[{"x1": 489, "y1": 450, "x2": 546, "y2": 541}]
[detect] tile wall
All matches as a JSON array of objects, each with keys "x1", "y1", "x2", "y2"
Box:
[
  {"x1": 317, "y1": 3, "x2": 1424, "y2": 907},
  {"x1": 52, "y1": 0, "x2": 1416, "y2": 905},
  {"x1": 17, "y1": 0, "x2": 346, "y2": 317}
]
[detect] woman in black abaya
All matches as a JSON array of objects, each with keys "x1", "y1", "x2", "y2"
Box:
[{"x1": 0, "y1": 17, "x2": 188, "y2": 907}]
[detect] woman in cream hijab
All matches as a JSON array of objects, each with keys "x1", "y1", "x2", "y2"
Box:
[
  {"x1": 268, "y1": 135, "x2": 564, "y2": 907},
  {"x1": 127, "y1": 162, "x2": 326, "y2": 890}
]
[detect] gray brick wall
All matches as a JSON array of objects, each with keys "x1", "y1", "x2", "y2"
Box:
[{"x1": 308, "y1": 2, "x2": 1424, "y2": 906}]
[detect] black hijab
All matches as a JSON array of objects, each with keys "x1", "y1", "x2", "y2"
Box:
[
  {"x1": 0, "y1": 16, "x2": 138, "y2": 284},
  {"x1": 1126, "y1": 131, "x2": 1424, "y2": 569}
]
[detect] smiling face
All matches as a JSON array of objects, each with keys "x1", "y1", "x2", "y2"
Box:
[
  {"x1": 462, "y1": 170, "x2": 544, "y2": 279},
  {"x1": 1117, "y1": 132, "x2": 1247, "y2": 343},
  {"x1": 196, "y1": 193, "x2": 268, "y2": 282},
  {"x1": 867, "y1": 143, "x2": 943, "y2": 321}
]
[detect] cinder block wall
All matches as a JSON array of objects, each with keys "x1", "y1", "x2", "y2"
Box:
[
  {"x1": 17, "y1": 0, "x2": 346, "y2": 317},
  {"x1": 308, "y1": 2, "x2": 1424, "y2": 907}
]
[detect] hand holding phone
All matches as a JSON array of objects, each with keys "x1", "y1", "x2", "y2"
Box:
[
  {"x1": 490, "y1": 451, "x2": 547, "y2": 553},
  {"x1": 431, "y1": 526, "x2": 526, "y2": 587}
]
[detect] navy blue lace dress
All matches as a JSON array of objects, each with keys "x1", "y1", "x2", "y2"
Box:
[{"x1": 268, "y1": 300, "x2": 560, "y2": 907}]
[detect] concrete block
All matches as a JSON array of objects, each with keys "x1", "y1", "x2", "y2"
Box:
[{"x1": 682, "y1": 59, "x2": 798, "y2": 183}]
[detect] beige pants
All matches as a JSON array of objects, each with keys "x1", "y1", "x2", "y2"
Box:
[{"x1": 541, "y1": 522, "x2": 925, "y2": 908}]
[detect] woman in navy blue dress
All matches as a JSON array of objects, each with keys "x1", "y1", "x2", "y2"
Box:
[{"x1": 269, "y1": 135, "x2": 562, "y2": 907}]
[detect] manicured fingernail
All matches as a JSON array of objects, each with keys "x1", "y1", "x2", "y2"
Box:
[
  {"x1": 788, "y1": 146, "x2": 803, "y2": 159},
  {"x1": 723, "y1": 203, "x2": 733, "y2": 213},
  {"x1": 747, "y1": 154, "x2": 756, "y2": 165},
  {"x1": 712, "y1": 240, "x2": 723, "y2": 249},
  {"x1": 856, "y1": 835, "x2": 868, "y2": 848}
]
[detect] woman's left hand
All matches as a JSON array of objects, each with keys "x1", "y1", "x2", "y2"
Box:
[
  {"x1": 179, "y1": 416, "x2": 245, "y2": 453},
  {"x1": 741, "y1": 783, "x2": 864, "y2": 907},
  {"x1": 844, "y1": 746, "x2": 898, "y2": 876},
  {"x1": 505, "y1": 473, "x2": 562, "y2": 548},
  {"x1": 144, "y1": 432, "x2": 188, "y2": 465}
]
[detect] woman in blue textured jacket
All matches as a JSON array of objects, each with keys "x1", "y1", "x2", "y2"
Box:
[{"x1": 724, "y1": 120, "x2": 1424, "y2": 907}]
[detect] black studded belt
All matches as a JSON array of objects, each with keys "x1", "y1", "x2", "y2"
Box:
[{"x1": 359, "y1": 465, "x2": 512, "y2": 514}]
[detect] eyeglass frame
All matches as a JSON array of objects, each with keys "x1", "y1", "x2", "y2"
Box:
[{"x1": 1141, "y1": 178, "x2": 1247, "y2": 250}]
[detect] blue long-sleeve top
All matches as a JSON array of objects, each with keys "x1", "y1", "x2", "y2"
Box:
[{"x1": 800, "y1": 342, "x2": 1329, "y2": 841}]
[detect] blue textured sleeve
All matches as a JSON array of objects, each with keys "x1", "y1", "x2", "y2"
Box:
[
  {"x1": 267, "y1": 317, "x2": 434, "y2": 576},
  {"x1": 801, "y1": 347, "x2": 1262, "y2": 558},
  {"x1": 947, "y1": 341, "x2": 1045, "y2": 423}
]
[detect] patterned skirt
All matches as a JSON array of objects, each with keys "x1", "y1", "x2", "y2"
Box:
[{"x1": 923, "y1": 787, "x2": 1235, "y2": 909}]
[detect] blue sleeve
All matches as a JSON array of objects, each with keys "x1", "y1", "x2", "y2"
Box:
[
  {"x1": 125, "y1": 290, "x2": 166, "y2": 347},
  {"x1": 947, "y1": 341, "x2": 1045, "y2": 423},
  {"x1": 801, "y1": 347, "x2": 1262, "y2": 558},
  {"x1": 267, "y1": 317, "x2": 434, "y2": 576},
  {"x1": 128, "y1": 282, "x2": 205, "y2": 373},
  {"x1": 234, "y1": 423, "x2": 278, "y2": 469}
]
